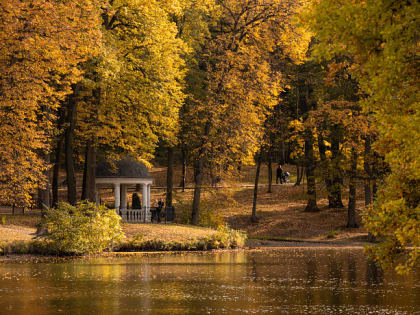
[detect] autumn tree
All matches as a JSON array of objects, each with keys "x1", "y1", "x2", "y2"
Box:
[
  {"x1": 303, "y1": 0, "x2": 420, "y2": 272},
  {"x1": 309, "y1": 60, "x2": 361, "y2": 215},
  {"x1": 0, "y1": 0, "x2": 102, "y2": 208},
  {"x1": 284, "y1": 59, "x2": 324, "y2": 212},
  {"x1": 179, "y1": 0, "x2": 310, "y2": 225},
  {"x1": 161, "y1": 0, "x2": 217, "y2": 206},
  {"x1": 60, "y1": 0, "x2": 186, "y2": 202},
  {"x1": 310, "y1": 100, "x2": 369, "y2": 226}
]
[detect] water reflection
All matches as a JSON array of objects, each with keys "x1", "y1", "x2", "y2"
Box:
[
  {"x1": 304, "y1": 259, "x2": 316, "y2": 306},
  {"x1": 0, "y1": 249, "x2": 419, "y2": 314}
]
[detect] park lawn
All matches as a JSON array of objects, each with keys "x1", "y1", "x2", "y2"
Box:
[
  {"x1": 150, "y1": 163, "x2": 369, "y2": 243},
  {"x1": 169, "y1": 183, "x2": 368, "y2": 243},
  {"x1": 122, "y1": 223, "x2": 218, "y2": 242},
  {"x1": 0, "y1": 164, "x2": 369, "y2": 245},
  {"x1": 0, "y1": 214, "x2": 40, "y2": 242},
  {"x1": 0, "y1": 225, "x2": 36, "y2": 241}
]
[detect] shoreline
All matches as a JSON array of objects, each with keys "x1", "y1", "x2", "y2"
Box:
[
  {"x1": 247, "y1": 238, "x2": 369, "y2": 249},
  {"x1": 0, "y1": 240, "x2": 369, "y2": 264}
]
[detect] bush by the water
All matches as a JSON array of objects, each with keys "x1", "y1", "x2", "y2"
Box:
[
  {"x1": 42, "y1": 201, "x2": 125, "y2": 255},
  {"x1": 117, "y1": 225, "x2": 247, "y2": 251}
]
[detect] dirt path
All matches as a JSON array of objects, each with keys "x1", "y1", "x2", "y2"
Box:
[
  {"x1": 150, "y1": 183, "x2": 294, "y2": 190},
  {"x1": 0, "y1": 225, "x2": 36, "y2": 241}
]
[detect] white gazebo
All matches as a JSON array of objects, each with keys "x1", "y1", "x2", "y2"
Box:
[{"x1": 96, "y1": 158, "x2": 153, "y2": 222}]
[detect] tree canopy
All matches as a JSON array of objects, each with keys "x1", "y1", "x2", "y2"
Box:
[
  {"x1": 302, "y1": 0, "x2": 419, "y2": 273},
  {"x1": 0, "y1": 0, "x2": 102, "y2": 206}
]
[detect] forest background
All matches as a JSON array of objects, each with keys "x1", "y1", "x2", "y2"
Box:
[{"x1": 0, "y1": 0, "x2": 418, "y2": 272}]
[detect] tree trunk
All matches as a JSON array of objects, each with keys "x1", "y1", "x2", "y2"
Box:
[
  {"x1": 295, "y1": 164, "x2": 300, "y2": 186},
  {"x1": 38, "y1": 153, "x2": 51, "y2": 214},
  {"x1": 181, "y1": 148, "x2": 187, "y2": 192},
  {"x1": 52, "y1": 109, "x2": 65, "y2": 208},
  {"x1": 267, "y1": 153, "x2": 272, "y2": 193},
  {"x1": 83, "y1": 85, "x2": 101, "y2": 203},
  {"x1": 304, "y1": 130, "x2": 319, "y2": 212},
  {"x1": 295, "y1": 164, "x2": 304, "y2": 186},
  {"x1": 372, "y1": 180, "x2": 377, "y2": 200},
  {"x1": 347, "y1": 148, "x2": 358, "y2": 228},
  {"x1": 84, "y1": 141, "x2": 96, "y2": 202},
  {"x1": 318, "y1": 134, "x2": 334, "y2": 207},
  {"x1": 191, "y1": 157, "x2": 204, "y2": 225},
  {"x1": 191, "y1": 121, "x2": 211, "y2": 225},
  {"x1": 369, "y1": 180, "x2": 378, "y2": 239},
  {"x1": 364, "y1": 181, "x2": 371, "y2": 206},
  {"x1": 251, "y1": 152, "x2": 262, "y2": 222},
  {"x1": 279, "y1": 139, "x2": 285, "y2": 165},
  {"x1": 331, "y1": 134, "x2": 344, "y2": 208},
  {"x1": 209, "y1": 163, "x2": 216, "y2": 187},
  {"x1": 81, "y1": 145, "x2": 88, "y2": 201},
  {"x1": 52, "y1": 137, "x2": 63, "y2": 207},
  {"x1": 65, "y1": 93, "x2": 77, "y2": 205},
  {"x1": 364, "y1": 137, "x2": 372, "y2": 206},
  {"x1": 166, "y1": 146, "x2": 174, "y2": 208}
]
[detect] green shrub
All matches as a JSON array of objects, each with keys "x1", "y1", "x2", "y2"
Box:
[
  {"x1": 0, "y1": 240, "x2": 29, "y2": 254},
  {"x1": 0, "y1": 216, "x2": 5, "y2": 225},
  {"x1": 43, "y1": 201, "x2": 125, "y2": 255}
]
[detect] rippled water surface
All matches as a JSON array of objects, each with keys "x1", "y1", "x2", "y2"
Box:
[{"x1": 0, "y1": 249, "x2": 419, "y2": 314}]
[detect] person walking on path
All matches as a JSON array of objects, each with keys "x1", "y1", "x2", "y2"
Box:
[{"x1": 276, "y1": 164, "x2": 284, "y2": 184}]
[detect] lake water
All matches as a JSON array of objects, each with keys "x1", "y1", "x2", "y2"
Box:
[{"x1": 0, "y1": 248, "x2": 419, "y2": 314}]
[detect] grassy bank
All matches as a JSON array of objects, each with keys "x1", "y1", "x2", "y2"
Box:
[{"x1": 117, "y1": 225, "x2": 246, "y2": 251}]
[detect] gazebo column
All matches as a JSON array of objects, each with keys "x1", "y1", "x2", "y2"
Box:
[
  {"x1": 147, "y1": 184, "x2": 151, "y2": 209},
  {"x1": 114, "y1": 182, "x2": 121, "y2": 213},
  {"x1": 146, "y1": 184, "x2": 151, "y2": 222},
  {"x1": 121, "y1": 184, "x2": 127, "y2": 210},
  {"x1": 142, "y1": 184, "x2": 147, "y2": 209},
  {"x1": 142, "y1": 183, "x2": 147, "y2": 222},
  {"x1": 120, "y1": 184, "x2": 128, "y2": 221}
]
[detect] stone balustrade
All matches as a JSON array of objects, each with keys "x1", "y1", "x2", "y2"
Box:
[{"x1": 119, "y1": 208, "x2": 151, "y2": 223}]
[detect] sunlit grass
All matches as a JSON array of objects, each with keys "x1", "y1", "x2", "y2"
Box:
[{"x1": 122, "y1": 223, "x2": 218, "y2": 242}]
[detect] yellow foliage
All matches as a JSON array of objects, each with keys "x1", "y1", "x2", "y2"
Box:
[
  {"x1": 0, "y1": 0, "x2": 102, "y2": 206},
  {"x1": 76, "y1": 0, "x2": 186, "y2": 164},
  {"x1": 183, "y1": 0, "x2": 310, "y2": 172},
  {"x1": 303, "y1": 0, "x2": 420, "y2": 272}
]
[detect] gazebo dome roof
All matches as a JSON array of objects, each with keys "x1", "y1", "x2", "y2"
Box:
[{"x1": 96, "y1": 157, "x2": 152, "y2": 179}]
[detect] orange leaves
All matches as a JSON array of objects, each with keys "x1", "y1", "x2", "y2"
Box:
[
  {"x1": 324, "y1": 62, "x2": 349, "y2": 86},
  {"x1": 181, "y1": 0, "x2": 309, "y2": 171},
  {"x1": 0, "y1": 0, "x2": 102, "y2": 206},
  {"x1": 304, "y1": 0, "x2": 420, "y2": 271}
]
